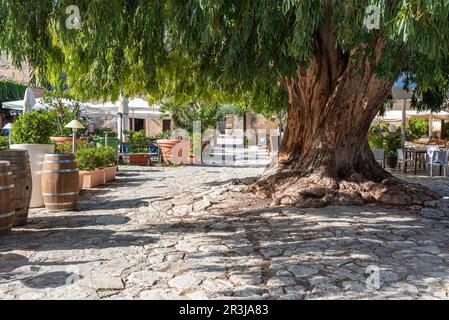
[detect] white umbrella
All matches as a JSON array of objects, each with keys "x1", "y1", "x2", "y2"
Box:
[
  {"x1": 118, "y1": 93, "x2": 129, "y2": 116},
  {"x1": 23, "y1": 87, "x2": 36, "y2": 113}
]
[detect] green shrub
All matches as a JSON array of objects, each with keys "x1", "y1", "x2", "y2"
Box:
[
  {"x1": 368, "y1": 124, "x2": 386, "y2": 149},
  {"x1": 0, "y1": 136, "x2": 9, "y2": 150},
  {"x1": 76, "y1": 146, "x2": 117, "y2": 171},
  {"x1": 76, "y1": 148, "x2": 99, "y2": 171},
  {"x1": 383, "y1": 130, "x2": 402, "y2": 157},
  {"x1": 11, "y1": 111, "x2": 55, "y2": 144},
  {"x1": 94, "y1": 127, "x2": 117, "y2": 138},
  {"x1": 44, "y1": 108, "x2": 88, "y2": 137},
  {"x1": 407, "y1": 118, "x2": 429, "y2": 140},
  {"x1": 155, "y1": 131, "x2": 171, "y2": 140},
  {"x1": 368, "y1": 133, "x2": 385, "y2": 150},
  {"x1": 368, "y1": 124, "x2": 402, "y2": 157},
  {"x1": 0, "y1": 81, "x2": 27, "y2": 106},
  {"x1": 126, "y1": 130, "x2": 150, "y2": 153},
  {"x1": 54, "y1": 140, "x2": 94, "y2": 154},
  {"x1": 97, "y1": 146, "x2": 117, "y2": 167}
]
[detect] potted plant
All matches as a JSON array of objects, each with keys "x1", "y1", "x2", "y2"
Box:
[
  {"x1": 0, "y1": 136, "x2": 8, "y2": 150},
  {"x1": 156, "y1": 131, "x2": 185, "y2": 164},
  {"x1": 158, "y1": 102, "x2": 227, "y2": 164},
  {"x1": 126, "y1": 130, "x2": 151, "y2": 165},
  {"x1": 384, "y1": 130, "x2": 402, "y2": 169},
  {"x1": 93, "y1": 128, "x2": 119, "y2": 161},
  {"x1": 77, "y1": 145, "x2": 117, "y2": 189},
  {"x1": 368, "y1": 124, "x2": 401, "y2": 169},
  {"x1": 43, "y1": 79, "x2": 86, "y2": 144},
  {"x1": 99, "y1": 146, "x2": 119, "y2": 182},
  {"x1": 10, "y1": 111, "x2": 55, "y2": 208}
]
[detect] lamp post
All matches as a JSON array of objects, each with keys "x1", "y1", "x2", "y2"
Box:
[
  {"x1": 2, "y1": 123, "x2": 13, "y2": 147},
  {"x1": 117, "y1": 112, "x2": 123, "y2": 152},
  {"x1": 65, "y1": 120, "x2": 85, "y2": 154}
]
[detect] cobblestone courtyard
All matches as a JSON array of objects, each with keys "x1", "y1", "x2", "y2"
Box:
[{"x1": 2, "y1": 149, "x2": 449, "y2": 299}]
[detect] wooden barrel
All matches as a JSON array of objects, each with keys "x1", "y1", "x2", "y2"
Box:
[
  {"x1": 41, "y1": 154, "x2": 79, "y2": 211},
  {"x1": 0, "y1": 161, "x2": 16, "y2": 235},
  {"x1": 0, "y1": 150, "x2": 33, "y2": 226}
]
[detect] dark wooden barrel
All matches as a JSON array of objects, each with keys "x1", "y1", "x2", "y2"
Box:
[
  {"x1": 0, "y1": 161, "x2": 16, "y2": 235},
  {"x1": 41, "y1": 154, "x2": 79, "y2": 211},
  {"x1": 0, "y1": 150, "x2": 33, "y2": 226}
]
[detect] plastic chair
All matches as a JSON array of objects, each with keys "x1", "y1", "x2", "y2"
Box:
[
  {"x1": 397, "y1": 149, "x2": 413, "y2": 173},
  {"x1": 427, "y1": 150, "x2": 447, "y2": 177},
  {"x1": 373, "y1": 149, "x2": 385, "y2": 168}
]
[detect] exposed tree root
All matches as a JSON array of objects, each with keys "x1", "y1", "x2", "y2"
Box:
[{"x1": 250, "y1": 171, "x2": 441, "y2": 208}]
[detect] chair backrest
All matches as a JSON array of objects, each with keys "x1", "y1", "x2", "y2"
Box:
[
  {"x1": 427, "y1": 145, "x2": 440, "y2": 160},
  {"x1": 397, "y1": 149, "x2": 404, "y2": 161},
  {"x1": 433, "y1": 151, "x2": 448, "y2": 164},
  {"x1": 373, "y1": 149, "x2": 385, "y2": 161}
]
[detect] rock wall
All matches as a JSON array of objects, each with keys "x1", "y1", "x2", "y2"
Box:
[
  {"x1": 0, "y1": 53, "x2": 32, "y2": 84},
  {"x1": 226, "y1": 113, "x2": 280, "y2": 131}
]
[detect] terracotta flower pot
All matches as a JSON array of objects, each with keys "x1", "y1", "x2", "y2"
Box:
[
  {"x1": 157, "y1": 140, "x2": 190, "y2": 164},
  {"x1": 385, "y1": 156, "x2": 398, "y2": 169},
  {"x1": 79, "y1": 169, "x2": 106, "y2": 189},
  {"x1": 105, "y1": 166, "x2": 117, "y2": 182},
  {"x1": 128, "y1": 154, "x2": 150, "y2": 166},
  {"x1": 50, "y1": 136, "x2": 77, "y2": 145}
]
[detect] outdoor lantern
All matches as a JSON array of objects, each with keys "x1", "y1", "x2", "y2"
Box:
[
  {"x1": 65, "y1": 120, "x2": 85, "y2": 153},
  {"x1": 388, "y1": 124, "x2": 398, "y2": 133},
  {"x1": 2, "y1": 123, "x2": 13, "y2": 146}
]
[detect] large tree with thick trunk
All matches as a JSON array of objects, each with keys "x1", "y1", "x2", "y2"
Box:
[{"x1": 1, "y1": 1, "x2": 449, "y2": 207}]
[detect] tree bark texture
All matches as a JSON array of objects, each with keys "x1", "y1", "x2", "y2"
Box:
[{"x1": 251, "y1": 22, "x2": 440, "y2": 208}]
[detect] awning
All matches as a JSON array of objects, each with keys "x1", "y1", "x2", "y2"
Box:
[
  {"x1": 410, "y1": 112, "x2": 449, "y2": 121},
  {"x1": 1, "y1": 97, "x2": 169, "y2": 119},
  {"x1": 85, "y1": 98, "x2": 169, "y2": 119},
  {"x1": 376, "y1": 110, "x2": 449, "y2": 123}
]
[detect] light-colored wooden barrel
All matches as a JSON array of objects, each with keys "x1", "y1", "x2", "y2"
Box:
[
  {"x1": 0, "y1": 150, "x2": 32, "y2": 226},
  {"x1": 41, "y1": 154, "x2": 79, "y2": 211},
  {"x1": 0, "y1": 161, "x2": 16, "y2": 235}
]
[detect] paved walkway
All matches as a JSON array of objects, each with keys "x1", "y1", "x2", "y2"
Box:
[{"x1": 1, "y1": 145, "x2": 449, "y2": 299}]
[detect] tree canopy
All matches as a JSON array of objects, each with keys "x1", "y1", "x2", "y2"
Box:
[{"x1": 1, "y1": 1, "x2": 449, "y2": 112}]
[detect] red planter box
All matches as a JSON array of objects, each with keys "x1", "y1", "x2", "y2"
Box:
[{"x1": 128, "y1": 154, "x2": 150, "y2": 166}]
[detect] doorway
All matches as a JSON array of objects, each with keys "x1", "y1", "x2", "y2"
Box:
[
  {"x1": 162, "y1": 119, "x2": 172, "y2": 133},
  {"x1": 130, "y1": 118, "x2": 145, "y2": 132}
]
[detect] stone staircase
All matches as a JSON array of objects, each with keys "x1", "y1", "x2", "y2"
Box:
[{"x1": 203, "y1": 134, "x2": 271, "y2": 167}]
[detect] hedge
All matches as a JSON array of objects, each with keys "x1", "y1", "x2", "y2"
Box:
[{"x1": 0, "y1": 80, "x2": 27, "y2": 107}]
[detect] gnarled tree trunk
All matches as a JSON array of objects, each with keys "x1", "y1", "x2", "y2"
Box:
[{"x1": 251, "y1": 24, "x2": 440, "y2": 208}]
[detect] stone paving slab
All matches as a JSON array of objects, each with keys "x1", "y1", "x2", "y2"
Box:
[{"x1": 1, "y1": 164, "x2": 449, "y2": 300}]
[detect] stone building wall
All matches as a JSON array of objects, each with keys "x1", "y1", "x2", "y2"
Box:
[
  {"x1": 0, "y1": 53, "x2": 32, "y2": 84},
  {"x1": 225, "y1": 113, "x2": 280, "y2": 131},
  {"x1": 146, "y1": 118, "x2": 163, "y2": 137}
]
